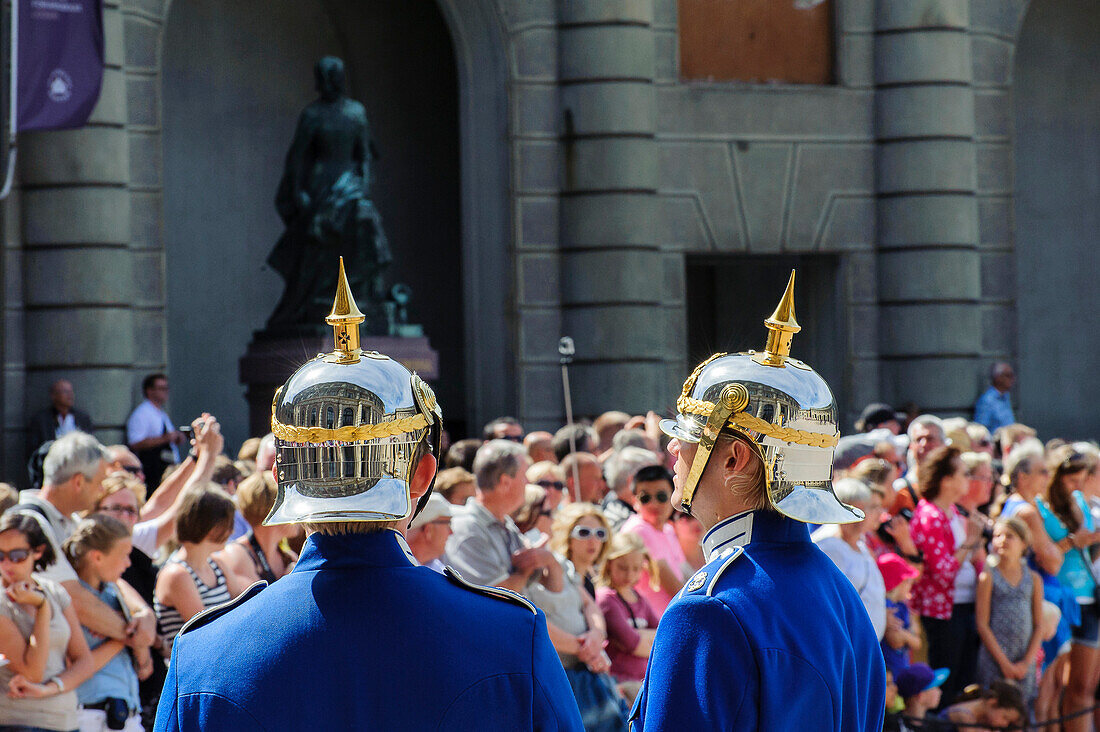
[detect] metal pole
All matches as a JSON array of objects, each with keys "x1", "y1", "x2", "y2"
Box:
[
  {"x1": 558, "y1": 336, "x2": 580, "y2": 502},
  {"x1": 0, "y1": 0, "x2": 18, "y2": 201}
]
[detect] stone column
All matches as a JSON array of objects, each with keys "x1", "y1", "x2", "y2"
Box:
[
  {"x1": 557, "y1": 0, "x2": 669, "y2": 415},
  {"x1": 874, "y1": 0, "x2": 983, "y2": 413},
  {"x1": 18, "y1": 0, "x2": 135, "y2": 448}
]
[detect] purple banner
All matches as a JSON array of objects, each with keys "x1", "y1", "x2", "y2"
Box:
[{"x1": 17, "y1": 0, "x2": 103, "y2": 132}]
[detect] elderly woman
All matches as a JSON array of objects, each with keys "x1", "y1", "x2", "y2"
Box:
[
  {"x1": 216, "y1": 471, "x2": 299, "y2": 585},
  {"x1": 527, "y1": 461, "x2": 567, "y2": 512},
  {"x1": 910, "y1": 445, "x2": 984, "y2": 708},
  {"x1": 812, "y1": 478, "x2": 887, "y2": 640},
  {"x1": 535, "y1": 503, "x2": 626, "y2": 731}
]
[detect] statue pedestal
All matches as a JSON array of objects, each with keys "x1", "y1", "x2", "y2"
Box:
[{"x1": 239, "y1": 334, "x2": 440, "y2": 438}]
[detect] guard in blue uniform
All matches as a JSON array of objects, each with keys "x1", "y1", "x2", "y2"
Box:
[
  {"x1": 631, "y1": 272, "x2": 886, "y2": 731},
  {"x1": 154, "y1": 260, "x2": 583, "y2": 731}
]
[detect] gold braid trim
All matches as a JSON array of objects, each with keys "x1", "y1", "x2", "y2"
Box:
[
  {"x1": 271, "y1": 413, "x2": 429, "y2": 444},
  {"x1": 677, "y1": 395, "x2": 839, "y2": 449}
]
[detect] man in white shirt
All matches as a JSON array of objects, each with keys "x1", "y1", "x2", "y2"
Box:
[
  {"x1": 127, "y1": 373, "x2": 186, "y2": 490},
  {"x1": 13, "y1": 432, "x2": 157, "y2": 650}
]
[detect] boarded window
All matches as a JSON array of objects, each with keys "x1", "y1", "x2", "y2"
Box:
[{"x1": 679, "y1": 0, "x2": 835, "y2": 84}]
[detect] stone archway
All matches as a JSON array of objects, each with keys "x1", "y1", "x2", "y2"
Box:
[
  {"x1": 139, "y1": 0, "x2": 513, "y2": 443},
  {"x1": 1012, "y1": 0, "x2": 1100, "y2": 438}
]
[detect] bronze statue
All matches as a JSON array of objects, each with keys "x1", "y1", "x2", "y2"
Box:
[{"x1": 266, "y1": 56, "x2": 391, "y2": 332}]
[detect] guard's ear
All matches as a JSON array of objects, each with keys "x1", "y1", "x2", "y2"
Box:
[
  {"x1": 409, "y1": 453, "x2": 437, "y2": 503},
  {"x1": 724, "y1": 439, "x2": 758, "y2": 478}
]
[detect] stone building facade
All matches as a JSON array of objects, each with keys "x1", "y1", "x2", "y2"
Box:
[{"x1": 2, "y1": 0, "x2": 1097, "y2": 480}]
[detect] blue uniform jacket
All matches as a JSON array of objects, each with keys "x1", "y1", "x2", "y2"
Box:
[
  {"x1": 154, "y1": 531, "x2": 583, "y2": 731},
  {"x1": 630, "y1": 510, "x2": 886, "y2": 731}
]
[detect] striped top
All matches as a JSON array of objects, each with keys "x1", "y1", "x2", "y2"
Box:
[{"x1": 155, "y1": 556, "x2": 233, "y2": 650}]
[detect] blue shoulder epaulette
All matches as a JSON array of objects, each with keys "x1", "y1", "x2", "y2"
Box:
[
  {"x1": 443, "y1": 566, "x2": 536, "y2": 614},
  {"x1": 178, "y1": 580, "x2": 267, "y2": 636},
  {"x1": 679, "y1": 546, "x2": 744, "y2": 598}
]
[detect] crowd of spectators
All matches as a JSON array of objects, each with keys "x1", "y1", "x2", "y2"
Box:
[{"x1": 0, "y1": 361, "x2": 1094, "y2": 731}]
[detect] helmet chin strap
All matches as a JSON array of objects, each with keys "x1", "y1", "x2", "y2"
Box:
[{"x1": 679, "y1": 385, "x2": 745, "y2": 515}]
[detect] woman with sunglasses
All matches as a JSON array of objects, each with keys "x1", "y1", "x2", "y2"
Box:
[
  {"x1": 526, "y1": 462, "x2": 567, "y2": 512},
  {"x1": 620, "y1": 465, "x2": 689, "y2": 617},
  {"x1": 538, "y1": 504, "x2": 627, "y2": 731},
  {"x1": 0, "y1": 512, "x2": 94, "y2": 732},
  {"x1": 1032, "y1": 446, "x2": 1100, "y2": 732}
]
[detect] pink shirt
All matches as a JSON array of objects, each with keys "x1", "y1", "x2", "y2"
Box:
[
  {"x1": 621, "y1": 514, "x2": 688, "y2": 616},
  {"x1": 910, "y1": 499, "x2": 960, "y2": 620}
]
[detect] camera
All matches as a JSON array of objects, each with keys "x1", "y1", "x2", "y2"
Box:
[
  {"x1": 875, "y1": 507, "x2": 914, "y2": 547},
  {"x1": 104, "y1": 697, "x2": 129, "y2": 730}
]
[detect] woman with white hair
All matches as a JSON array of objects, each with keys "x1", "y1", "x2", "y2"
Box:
[{"x1": 811, "y1": 478, "x2": 887, "y2": 640}]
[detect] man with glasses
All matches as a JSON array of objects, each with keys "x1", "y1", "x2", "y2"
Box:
[
  {"x1": 482, "y1": 416, "x2": 524, "y2": 443},
  {"x1": 620, "y1": 464, "x2": 689, "y2": 616},
  {"x1": 127, "y1": 373, "x2": 186, "y2": 491}
]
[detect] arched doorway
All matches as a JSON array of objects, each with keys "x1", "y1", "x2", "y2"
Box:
[
  {"x1": 1014, "y1": 0, "x2": 1100, "y2": 438},
  {"x1": 161, "y1": 0, "x2": 463, "y2": 446}
]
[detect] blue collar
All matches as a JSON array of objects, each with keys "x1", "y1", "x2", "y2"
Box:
[
  {"x1": 292, "y1": 530, "x2": 418, "y2": 573},
  {"x1": 701, "y1": 509, "x2": 810, "y2": 562}
]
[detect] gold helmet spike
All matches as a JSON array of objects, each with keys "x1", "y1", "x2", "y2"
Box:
[
  {"x1": 754, "y1": 269, "x2": 801, "y2": 367},
  {"x1": 326, "y1": 256, "x2": 366, "y2": 363}
]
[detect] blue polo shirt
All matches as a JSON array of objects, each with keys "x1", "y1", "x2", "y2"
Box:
[
  {"x1": 630, "y1": 510, "x2": 886, "y2": 731},
  {"x1": 154, "y1": 530, "x2": 582, "y2": 731},
  {"x1": 973, "y1": 386, "x2": 1014, "y2": 433}
]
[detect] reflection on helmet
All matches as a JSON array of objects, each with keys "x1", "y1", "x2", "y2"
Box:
[
  {"x1": 264, "y1": 258, "x2": 441, "y2": 526},
  {"x1": 661, "y1": 271, "x2": 862, "y2": 525}
]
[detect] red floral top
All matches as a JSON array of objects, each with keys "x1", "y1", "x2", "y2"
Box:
[{"x1": 909, "y1": 498, "x2": 960, "y2": 620}]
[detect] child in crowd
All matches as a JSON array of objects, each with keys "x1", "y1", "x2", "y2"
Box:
[
  {"x1": 896, "y1": 663, "x2": 949, "y2": 726},
  {"x1": 975, "y1": 517, "x2": 1042, "y2": 704},
  {"x1": 939, "y1": 681, "x2": 1028, "y2": 731},
  {"x1": 64, "y1": 514, "x2": 146, "y2": 731},
  {"x1": 878, "y1": 552, "x2": 921, "y2": 677},
  {"x1": 595, "y1": 532, "x2": 660, "y2": 704}
]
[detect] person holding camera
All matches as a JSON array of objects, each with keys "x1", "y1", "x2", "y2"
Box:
[
  {"x1": 126, "y1": 374, "x2": 186, "y2": 493},
  {"x1": 0, "y1": 511, "x2": 95, "y2": 732}
]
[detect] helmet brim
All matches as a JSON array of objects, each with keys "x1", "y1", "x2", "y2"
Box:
[
  {"x1": 264, "y1": 477, "x2": 411, "y2": 526},
  {"x1": 659, "y1": 417, "x2": 702, "y2": 443}
]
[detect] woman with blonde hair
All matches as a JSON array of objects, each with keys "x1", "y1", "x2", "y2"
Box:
[
  {"x1": 548, "y1": 502, "x2": 613, "y2": 599},
  {"x1": 536, "y1": 503, "x2": 626, "y2": 730}
]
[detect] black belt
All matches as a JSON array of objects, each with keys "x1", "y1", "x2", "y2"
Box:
[{"x1": 83, "y1": 699, "x2": 136, "y2": 715}]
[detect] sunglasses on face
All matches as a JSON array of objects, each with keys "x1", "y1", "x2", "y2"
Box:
[
  {"x1": 100, "y1": 505, "x2": 138, "y2": 517},
  {"x1": 537, "y1": 480, "x2": 565, "y2": 492},
  {"x1": 0, "y1": 548, "x2": 32, "y2": 563},
  {"x1": 638, "y1": 491, "x2": 669, "y2": 505},
  {"x1": 570, "y1": 525, "x2": 609, "y2": 542},
  {"x1": 122, "y1": 465, "x2": 143, "y2": 476}
]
